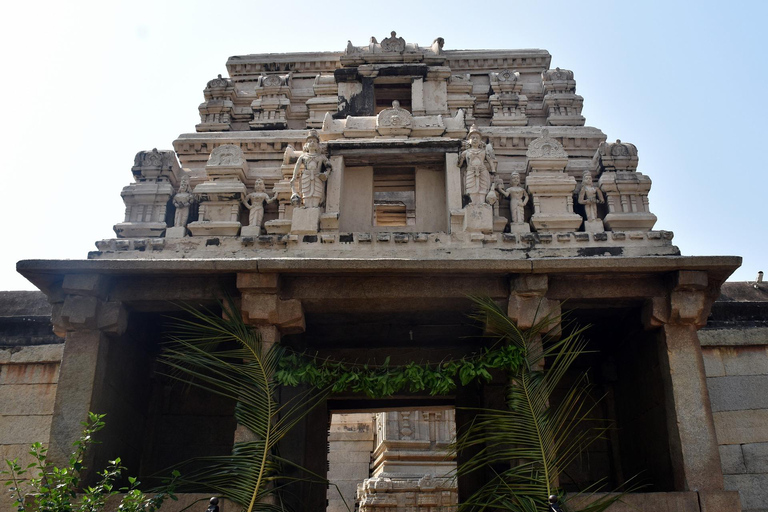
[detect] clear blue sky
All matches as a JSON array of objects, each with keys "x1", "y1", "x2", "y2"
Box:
[{"x1": 1, "y1": 0, "x2": 765, "y2": 290}]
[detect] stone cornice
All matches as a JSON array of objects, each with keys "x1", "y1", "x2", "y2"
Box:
[{"x1": 18, "y1": 255, "x2": 741, "y2": 281}]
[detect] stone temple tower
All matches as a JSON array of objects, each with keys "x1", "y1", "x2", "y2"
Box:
[{"x1": 15, "y1": 33, "x2": 743, "y2": 512}]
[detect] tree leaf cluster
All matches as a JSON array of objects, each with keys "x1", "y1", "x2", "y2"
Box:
[
  {"x1": 2, "y1": 412, "x2": 179, "y2": 512},
  {"x1": 274, "y1": 343, "x2": 524, "y2": 398}
]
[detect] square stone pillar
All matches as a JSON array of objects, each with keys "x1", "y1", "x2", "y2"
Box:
[{"x1": 643, "y1": 271, "x2": 733, "y2": 502}]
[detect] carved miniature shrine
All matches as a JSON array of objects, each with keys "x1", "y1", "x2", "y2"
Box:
[{"x1": 16, "y1": 34, "x2": 744, "y2": 512}]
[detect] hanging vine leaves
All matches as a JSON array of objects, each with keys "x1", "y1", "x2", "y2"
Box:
[{"x1": 274, "y1": 344, "x2": 524, "y2": 398}]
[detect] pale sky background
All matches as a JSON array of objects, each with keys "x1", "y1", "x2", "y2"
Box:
[{"x1": 1, "y1": 0, "x2": 765, "y2": 291}]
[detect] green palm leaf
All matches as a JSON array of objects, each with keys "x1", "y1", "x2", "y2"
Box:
[
  {"x1": 455, "y1": 297, "x2": 628, "y2": 512},
  {"x1": 159, "y1": 299, "x2": 332, "y2": 512}
]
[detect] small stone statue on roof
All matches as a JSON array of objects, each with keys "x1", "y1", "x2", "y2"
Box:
[
  {"x1": 578, "y1": 171, "x2": 604, "y2": 222},
  {"x1": 499, "y1": 172, "x2": 529, "y2": 225},
  {"x1": 242, "y1": 179, "x2": 277, "y2": 234},
  {"x1": 458, "y1": 125, "x2": 498, "y2": 205},
  {"x1": 172, "y1": 175, "x2": 195, "y2": 228},
  {"x1": 290, "y1": 129, "x2": 333, "y2": 209}
]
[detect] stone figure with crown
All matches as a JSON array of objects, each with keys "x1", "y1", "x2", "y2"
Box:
[
  {"x1": 458, "y1": 125, "x2": 498, "y2": 233},
  {"x1": 290, "y1": 129, "x2": 333, "y2": 234}
]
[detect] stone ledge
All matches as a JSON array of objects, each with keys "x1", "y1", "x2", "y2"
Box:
[{"x1": 700, "y1": 327, "x2": 768, "y2": 346}]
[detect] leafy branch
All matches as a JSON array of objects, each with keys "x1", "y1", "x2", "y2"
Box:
[{"x1": 274, "y1": 343, "x2": 524, "y2": 398}]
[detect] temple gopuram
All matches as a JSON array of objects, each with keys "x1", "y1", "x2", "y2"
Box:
[{"x1": 7, "y1": 33, "x2": 765, "y2": 512}]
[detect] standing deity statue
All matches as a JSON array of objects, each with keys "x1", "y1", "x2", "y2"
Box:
[
  {"x1": 290, "y1": 130, "x2": 333, "y2": 208},
  {"x1": 577, "y1": 171, "x2": 605, "y2": 221},
  {"x1": 172, "y1": 175, "x2": 195, "y2": 228},
  {"x1": 499, "y1": 172, "x2": 530, "y2": 225},
  {"x1": 242, "y1": 179, "x2": 277, "y2": 233},
  {"x1": 458, "y1": 125, "x2": 498, "y2": 205}
]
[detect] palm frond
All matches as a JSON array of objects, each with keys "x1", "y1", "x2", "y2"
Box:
[
  {"x1": 455, "y1": 297, "x2": 626, "y2": 512},
  {"x1": 158, "y1": 299, "x2": 332, "y2": 512}
]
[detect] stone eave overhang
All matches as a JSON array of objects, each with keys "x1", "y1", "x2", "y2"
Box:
[{"x1": 17, "y1": 255, "x2": 742, "y2": 288}]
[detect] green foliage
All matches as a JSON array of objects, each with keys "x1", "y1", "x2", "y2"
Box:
[
  {"x1": 160, "y1": 300, "x2": 333, "y2": 512},
  {"x1": 274, "y1": 343, "x2": 524, "y2": 398},
  {"x1": 454, "y1": 297, "x2": 627, "y2": 512},
  {"x1": 2, "y1": 412, "x2": 179, "y2": 512}
]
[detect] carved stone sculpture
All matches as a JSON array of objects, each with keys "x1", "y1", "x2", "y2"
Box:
[
  {"x1": 114, "y1": 149, "x2": 180, "y2": 238},
  {"x1": 381, "y1": 31, "x2": 406, "y2": 53},
  {"x1": 500, "y1": 172, "x2": 531, "y2": 233},
  {"x1": 376, "y1": 100, "x2": 413, "y2": 137},
  {"x1": 458, "y1": 125, "x2": 497, "y2": 205},
  {"x1": 457, "y1": 125, "x2": 498, "y2": 233},
  {"x1": 250, "y1": 74, "x2": 292, "y2": 130},
  {"x1": 186, "y1": 144, "x2": 248, "y2": 236},
  {"x1": 290, "y1": 130, "x2": 332, "y2": 209},
  {"x1": 165, "y1": 175, "x2": 195, "y2": 238},
  {"x1": 542, "y1": 68, "x2": 585, "y2": 126},
  {"x1": 525, "y1": 130, "x2": 583, "y2": 232},
  {"x1": 290, "y1": 130, "x2": 332, "y2": 234},
  {"x1": 578, "y1": 171, "x2": 605, "y2": 233},
  {"x1": 489, "y1": 69, "x2": 528, "y2": 126},
  {"x1": 594, "y1": 140, "x2": 657, "y2": 231},
  {"x1": 241, "y1": 179, "x2": 277, "y2": 236},
  {"x1": 196, "y1": 74, "x2": 235, "y2": 132}
]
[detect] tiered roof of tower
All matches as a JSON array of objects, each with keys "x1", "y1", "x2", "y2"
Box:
[{"x1": 97, "y1": 33, "x2": 674, "y2": 260}]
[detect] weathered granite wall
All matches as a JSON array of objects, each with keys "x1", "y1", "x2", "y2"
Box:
[
  {"x1": 701, "y1": 281, "x2": 768, "y2": 512},
  {"x1": 327, "y1": 413, "x2": 375, "y2": 512},
  {"x1": 0, "y1": 291, "x2": 62, "y2": 512}
]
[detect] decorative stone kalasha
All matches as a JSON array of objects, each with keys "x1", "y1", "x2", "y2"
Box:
[
  {"x1": 489, "y1": 69, "x2": 528, "y2": 126},
  {"x1": 249, "y1": 73, "x2": 292, "y2": 130},
  {"x1": 595, "y1": 140, "x2": 657, "y2": 231},
  {"x1": 542, "y1": 68, "x2": 585, "y2": 126},
  {"x1": 187, "y1": 144, "x2": 248, "y2": 236},
  {"x1": 114, "y1": 149, "x2": 181, "y2": 238},
  {"x1": 525, "y1": 130, "x2": 583, "y2": 232},
  {"x1": 196, "y1": 74, "x2": 235, "y2": 132}
]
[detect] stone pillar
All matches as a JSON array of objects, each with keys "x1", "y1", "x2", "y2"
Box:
[
  {"x1": 48, "y1": 275, "x2": 127, "y2": 473},
  {"x1": 321, "y1": 155, "x2": 344, "y2": 231},
  {"x1": 642, "y1": 271, "x2": 731, "y2": 497},
  {"x1": 445, "y1": 152, "x2": 463, "y2": 233}
]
